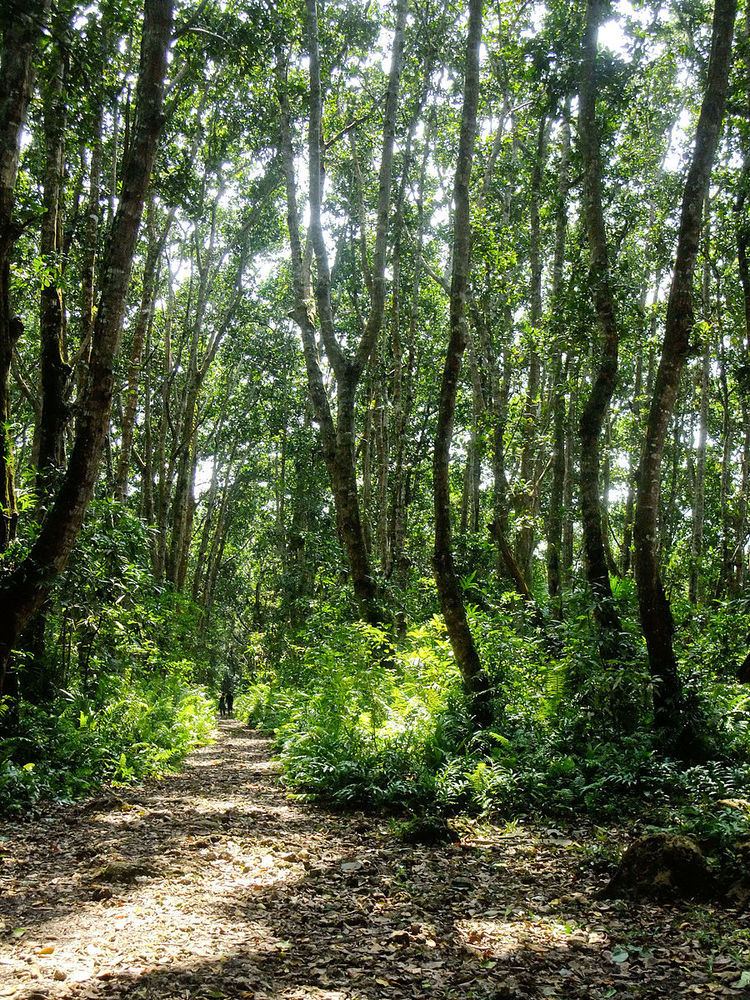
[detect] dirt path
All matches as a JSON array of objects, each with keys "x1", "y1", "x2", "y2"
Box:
[{"x1": 0, "y1": 721, "x2": 747, "y2": 999}]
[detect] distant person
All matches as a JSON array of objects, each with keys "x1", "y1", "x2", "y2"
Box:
[
  {"x1": 226, "y1": 691, "x2": 234, "y2": 717},
  {"x1": 218, "y1": 693, "x2": 226, "y2": 718}
]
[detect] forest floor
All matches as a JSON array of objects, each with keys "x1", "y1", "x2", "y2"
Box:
[{"x1": 1, "y1": 721, "x2": 748, "y2": 1000}]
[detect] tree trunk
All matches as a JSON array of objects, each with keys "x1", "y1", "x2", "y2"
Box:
[
  {"x1": 562, "y1": 383, "x2": 577, "y2": 583},
  {"x1": 0, "y1": 0, "x2": 173, "y2": 696},
  {"x1": 0, "y1": 0, "x2": 50, "y2": 551},
  {"x1": 388, "y1": 127, "x2": 427, "y2": 581},
  {"x1": 689, "y1": 340, "x2": 710, "y2": 604},
  {"x1": 716, "y1": 330, "x2": 734, "y2": 597},
  {"x1": 37, "y1": 26, "x2": 71, "y2": 503},
  {"x1": 621, "y1": 284, "x2": 656, "y2": 576},
  {"x1": 22, "y1": 19, "x2": 69, "y2": 705},
  {"x1": 546, "y1": 109, "x2": 571, "y2": 616},
  {"x1": 276, "y1": 0, "x2": 408, "y2": 624},
  {"x1": 114, "y1": 204, "x2": 172, "y2": 500},
  {"x1": 634, "y1": 0, "x2": 736, "y2": 729},
  {"x1": 577, "y1": 0, "x2": 624, "y2": 647},
  {"x1": 433, "y1": 0, "x2": 491, "y2": 728},
  {"x1": 515, "y1": 116, "x2": 547, "y2": 584}
]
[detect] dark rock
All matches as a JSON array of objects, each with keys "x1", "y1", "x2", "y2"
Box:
[
  {"x1": 606, "y1": 832, "x2": 715, "y2": 900},
  {"x1": 91, "y1": 859, "x2": 157, "y2": 885}
]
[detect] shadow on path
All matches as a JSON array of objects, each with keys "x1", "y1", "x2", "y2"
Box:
[{"x1": 0, "y1": 721, "x2": 745, "y2": 999}]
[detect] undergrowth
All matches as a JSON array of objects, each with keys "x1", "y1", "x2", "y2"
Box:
[
  {"x1": 235, "y1": 599, "x2": 750, "y2": 855},
  {"x1": 0, "y1": 677, "x2": 215, "y2": 815}
]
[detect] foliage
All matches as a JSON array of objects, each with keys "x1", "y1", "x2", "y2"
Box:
[
  {"x1": 235, "y1": 600, "x2": 750, "y2": 845},
  {"x1": 0, "y1": 501, "x2": 219, "y2": 814},
  {"x1": 0, "y1": 676, "x2": 214, "y2": 815}
]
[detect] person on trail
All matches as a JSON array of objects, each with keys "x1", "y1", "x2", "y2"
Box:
[
  {"x1": 226, "y1": 691, "x2": 234, "y2": 717},
  {"x1": 219, "y1": 693, "x2": 226, "y2": 718}
]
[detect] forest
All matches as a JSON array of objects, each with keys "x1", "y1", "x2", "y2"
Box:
[{"x1": 1, "y1": 0, "x2": 750, "y2": 995}]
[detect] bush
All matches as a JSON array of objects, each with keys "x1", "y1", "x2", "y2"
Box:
[
  {"x1": 232, "y1": 599, "x2": 750, "y2": 832},
  {"x1": 0, "y1": 676, "x2": 215, "y2": 815}
]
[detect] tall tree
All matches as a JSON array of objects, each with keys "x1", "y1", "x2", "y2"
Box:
[
  {"x1": 277, "y1": 0, "x2": 408, "y2": 623},
  {"x1": 0, "y1": 0, "x2": 174, "y2": 697},
  {"x1": 433, "y1": 0, "x2": 491, "y2": 728},
  {"x1": 577, "y1": 0, "x2": 625, "y2": 650},
  {"x1": 634, "y1": 0, "x2": 736, "y2": 729},
  {"x1": 0, "y1": 0, "x2": 51, "y2": 549}
]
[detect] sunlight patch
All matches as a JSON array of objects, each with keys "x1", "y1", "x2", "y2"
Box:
[{"x1": 456, "y1": 916, "x2": 601, "y2": 961}]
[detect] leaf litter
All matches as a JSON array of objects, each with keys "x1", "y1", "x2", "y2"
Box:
[{"x1": 0, "y1": 721, "x2": 748, "y2": 999}]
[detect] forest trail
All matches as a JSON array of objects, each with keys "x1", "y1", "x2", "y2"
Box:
[{"x1": 0, "y1": 722, "x2": 744, "y2": 1000}]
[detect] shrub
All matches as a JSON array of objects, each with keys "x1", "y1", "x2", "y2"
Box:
[{"x1": 0, "y1": 677, "x2": 215, "y2": 815}]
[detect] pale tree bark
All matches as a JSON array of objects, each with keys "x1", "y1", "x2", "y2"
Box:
[
  {"x1": 433, "y1": 0, "x2": 492, "y2": 728},
  {"x1": 515, "y1": 116, "x2": 548, "y2": 584},
  {"x1": 634, "y1": 0, "x2": 736, "y2": 727},
  {"x1": 0, "y1": 0, "x2": 174, "y2": 698},
  {"x1": 276, "y1": 0, "x2": 408, "y2": 623},
  {"x1": 114, "y1": 202, "x2": 174, "y2": 500}
]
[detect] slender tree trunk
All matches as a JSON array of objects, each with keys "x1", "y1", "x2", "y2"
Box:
[
  {"x1": 634, "y1": 0, "x2": 736, "y2": 729},
  {"x1": 546, "y1": 110, "x2": 571, "y2": 616},
  {"x1": 621, "y1": 284, "x2": 657, "y2": 576},
  {"x1": 0, "y1": 0, "x2": 51, "y2": 551},
  {"x1": 37, "y1": 28, "x2": 71, "y2": 502},
  {"x1": 515, "y1": 116, "x2": 547, "y2": 583},
  {"x1": 202, "y1": 474, "x2": 234, "y2": 619},
  {"x1": 142, "y1": 330, "x2": 154, "y2": 526},
  {"x1": 374, "y1": 374, "x2": 389, "y2": 563},
  {"x1": 78, "y1": 105, "x2": 102, "y2": 371},
  {"x1": 433, "y1": 0, "x2": 491, "y2": 728},
  {"x1": 388, "y1": 129, "x2": 427, "y2": 581},
  {"x1": 562, "y1": 382, "x2": 577, "y2": 582},
  {"x1": 361, "y1": 367, "x2": 375, "y2": 554},
  {"x1": 153, "y1": 282, "x2": 172, "y2": 578},
  {"x1": 689, "y1": 339, "x2": 710, "y2": 604},
  {"x1": 578, "y1": 0, "x2": 624, "y2": 647},
  {"x1": 114, "y1": 204, "x2": 171, "y2": 500},
  {"x1": 716, "y1": 331, "x2": 734, "y2": 597},
  {"x1": 168, "y1": 394, "x2": 198, "y2": 587},
  {"x1": 600, "y1": 420, "x2": 620, "y2": 577},
  {"x1": 466, "y1": 327, "x2": 483, "y2": 534},
  {"x1": 478, "y1": 313, "x2": 526, "y2": 596}
]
